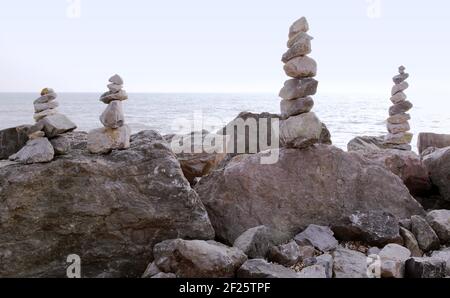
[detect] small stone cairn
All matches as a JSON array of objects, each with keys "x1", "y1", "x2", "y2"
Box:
[
  {"x1": 9, "y1": 88, "x2": 77, "y2": 164},
  {"x1": 279, "y1": 17, "x2": 324, "y2": 149},
  {"x1": 87, "y1": 74, "x2": 131, "y2": 154},
  {"x1": 384, "y1": 66, "x2": 413, "y2": 150}
]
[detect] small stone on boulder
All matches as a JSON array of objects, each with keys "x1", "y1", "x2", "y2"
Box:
[
  {"x1": 87, "y1": 125, "x2": 131, "y2": 154},
  {"x1": 8, "y1": 137, "x2": 54, "y2": 164},
  {"x1": 294, "y1": 225, "x2": 338, "y2": 252}
]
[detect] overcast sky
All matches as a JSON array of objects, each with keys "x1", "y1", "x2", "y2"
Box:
[{"x1": 0, "y1": 0, "x2": 449, "y2": 98}]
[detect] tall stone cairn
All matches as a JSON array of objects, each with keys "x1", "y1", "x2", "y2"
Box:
[
  {"x1": 87, "y1": 74, "x2": 131, "y2": 154},
  {"x1": 384, "y1": 66, "x2": 413, "y2": 150},
  {"x1": 279, "y1": 17, "x2": 323, "y2": 149}
]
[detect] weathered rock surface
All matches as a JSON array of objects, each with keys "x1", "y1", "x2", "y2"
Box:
[
  {"x1": 389, "y1": 101, "x2": 413, "y2": 116},
  {"x1": 280, "y1": 97, "x2": 314, "y2": 118},
  {"x1": 195, "y1": 145, "x2": 424, "y2": 244},
  {"x1": 100, "y1": 100, "x2": 125, "y2": 129},
  {"x1": 279, "y1": 78, "x2": 318, "y2": 100},
  {"x1": 333, "y1": 211, "x2": 402, "y2": 247},
  {"x1": 39, "y1": 113, "x2": 77, "y2": 138},
  {"x1": 267, "y1": 241, "x2": 301, "y2": 266},
  {"x1": 237, "y1": 259, "x2": 299, "y2": 278},
  {"x1": 0, "y1": 126, "x2": 30, "y2": 159},
  {"x1": 347, "y1": 136, "x2": 386, "y2": 152},
  {"x1": 8, "y1": 137, "x2": 54, "y2": 164},
  {"x1": 0, "y1": 130, "x2": 215, "y2": 277},
  {"x1": 316, "y1": 253, "x2": 334, "y2": 278},
  {"x1": 411, "y1": 216, "x2": 441, "y2": 252},
  {"x1": 400, "y1": 227, "x2": 423, "y2": 257},
  {"x1": 284, "y1": 56, "x2": 317, "y2": 78},
  {"x1": 379, "y1": 244, "x2": 411, "y2": 278},
  {"x1": 87, "y1": 125, "x2": 131, "y2": 154},
  {"x1": 418, "y1": 133, "x2": 450, "y2": 154},
  {"x1": 282, "y1": 38, "x2": 312, "y2": 63},
  {"x1": 426, "y1": 210, "x2": 450, "y2": 244},
  {"x1": 405, "y1": 257, "x2": 446, "y2": 278},
  {"x1": 289, "y1": 17, "x2": 309, "y2": 38},
  {"x1": 279, "y1": 112, "x2": 322, "y2": 148},
  {"x1": 431, "y1": 248, "x2": 450, "y2": 276},
  {"x1": 422, "y1": 147, "x2": 450, "y2": 201},
  {"x1": 294, "y1": 225, "x2": 338, "y2": 252},
  {"x1": 332, "y1": 247, "x2": 367, "y2": 278},
  {"x1": 153, "y1": 239, "x2": 246, "y2": 278},
  {"x1": 298, "y1": 265, "x2": 327, "y2": 278}
]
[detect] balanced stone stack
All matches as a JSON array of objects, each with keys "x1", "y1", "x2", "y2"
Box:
[
  {"x1": 384, "y1": 66, "x2": 413, "y2": 151},
  {"x1": 87, "y1": 74, "x2": 131, "y2": 154},
  {"x1": 9, "y1": 88, "x2": 76, "y2": 164},
  {"x1": 279, "y1": 17, "x2": 323, "y2": 149}
]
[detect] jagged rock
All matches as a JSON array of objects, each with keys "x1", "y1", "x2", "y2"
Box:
[
  {"x1": 233, "y1": 226, "x2": 288, "y2": 259},
  {"x1": 417, "y1": 133, "x2": 450, "y2": 154},
  {"x1": 8, "y1": 137, "x2": 54, "y2": 164},
  {"x1": 294, "y1": 225, "x2": 338, "y2": 252},
  {"x1": 237, "y1": 259, "x2": 299, "y2": 278},
  {"x1": 332, "y1": 247, "x2": 368, "y2": 278},
  {"x1": 153, "y1": 239, "x2": 246, "y2": 278},
  {"x1": 279, "y1": 78, "x2": 318, "y2": 100},
  {"x1": 87, "y1": 125, "x2": 131, "y2": 154},
  {"x1": 195, "y1": 145, "x2": 424, "y2": 244},
  {"x1": 333, "y1": 211, "x2": 402, "y2": 247},
  {"x1": 39, "y1": 113, "x2": 77, "y2": 138},
  {"x1": 389, "y1": 101, "x2": 413, "y2": 116},
  {"x1": 289, "y1": 17, "x2": 309, "y2": 38},
  {"x1": 431, "y1": 248, "x2": 450, "y2": 276},
  {"x1": 379, "y1": 244, "x2": 411, "y2": 278},
  {"x1": 405, "y1": 257, "x2": 446, "y2": 278},
  {"x1": 426, "y1": 210, "x2": 450, "y2": 244},
  {"x1": 316, "y1": 253, "x2": 334, "y2": 278},
  {"x1": 422, "y1": 147, "x2": 450, "y2": 201},
  {"x1": 268, "y1": 241, "x2": 301, "y2": 266},
  {"x1": 411, "y1": 216, "x2": 441, "y2": 252},
  {"x1": 319, "y1": 123, "x2": 332, "y2": 145},
  {"x1": 0, "y1": 126, "x2": 30, "y2": 159},
  {"x1": 400, "y1": 227, "x2": 423, "y2": 257},
  {"x1": 100, "y1": 101, "x2": 125, "y2": 129},
  {"x1": 280, "y1": 112, "x2": 322, "y2": 148},
  {"x1": 280, "y1": 97, "x2": 314, "y2": 118},
  {"x1": 0, "y1": 130, "x2": 215, "y2": 277},
  {"x1": 298, "y1": 265, "x2": 327, "y2": 278},
  {"x1": 284, "y1": 56, "x2": 317, "y2": 78}
]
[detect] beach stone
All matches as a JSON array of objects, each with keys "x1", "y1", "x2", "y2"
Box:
[
  {"x1": 49, "y1": 135, "x2": 71, "y2": 155},
  {"x1": 283, "y1": 56, "x2": 317, "y2": 78},
  {"x1": 8, "y1": 137, "x2": 54, "y2": 164},
  {"x1": 316, "y1": 253, "x2": 334, "y2": 278},
  {"x1": 298, "y1": 265, "x2": 327, "y2": 278},
  {"x1": 267, "y1": 240, "x2": 301, "y2": 266},
  {"x1": 282, "y1": 39, "x2": 312, "y2": 63},
  {"x1": 33, "y1": 93, "x2": 57, "y2": 104},
  {"x1": 287, "y1": 31, "x2": 313, "y2": 49},
  {"x1": 390, "y1": 92, "x2": 407, "y2": 104},
  {"x1": 426, "y1": 210, "x2": 450, "y2": 244},
  {"x1": 34, "y1": 101, "x2": 59, "y2": 113},
  {"x1": 405, "y1": 257, "x2": 446, "y2": 278},
  {"x1": 422, "y1": 147, "x2": 450, "y2": 201},
  {"x1": 379, "y1": 244, "x2": 411, "y2": 278},
  {"x1": 195, "y1": 145, "x2": 425, "y2": 245},
  {"x1": 385, "y1": 132, "x2": 413, "y2": 145},
  {"x1": 279, "y1": 78, "x2": 318, "y2": 100},
  {"x1": 237, "y1": 259, "x2": 299, "y2": 278},
  {"x1": 393, "y1": 73, "x2": 409, "y2": 84},
  {"x1": 87, "y1": 125, "x2": 131, "y2": 154},
  {"x1": 233, "y1": 225, "x2": 288, "y2": 259},
  {"x1": 389, "y1": 101, "x2": 413, "y2": 116},
  {"x1": 431, "y1": 248, "x2": 450, "y2": 276},
  {"x1": 279, "y1": 112, "x2": 322, "y2": 148},
  {"x1": 100, "y1": 100, "x2": 125, "y2": 129},
  {"x1": 347, "y1": 135, "x2": 385, "y2": 152},
  {"x1": 332, "y1": 211, "x2": 402, "y2": 247},
  {"x1": 33, "y1": 108, "x2": 58, "y2": 121},
  {"x1": 107, "y1": 83, "x2": 123, "y2": 93},
  {"x1": 392, "y1": 82, "x2": 409, "y2": 96},
  {"x1": 0, "y1": 126, "x2": 30, "y2": 159},
  {"x1": 109, "y1": 74, "x2": 124, "y2": 85},
  {"x1": 417, "y1": 133, "x2": 450, "y2": 154},
  {"x1": 400, "y1": 227, "x2": 423, "y2": 257},
  {"x1": 280, "y1": 97, "x2": 314, "y2": 118},
  {"x1": 289, "y1": 17, "x2": 309, "y2": 38},
  {"x1": 411, "y1": 215, "x2": 440, "y2": 252},
  {"x1": 28, "y1": 131, "x2": 45, "y2": 140},
  {"x1": 153, "y1": 239, "x2": 247, "y2": 278},
  {"x1": 387, "y1": 122, "x2": 410, "y2": 134},
  {"x1": 39, "y1": 113, "x2": 77, "y2": 138},
  {"x1": 100, "y1": 89, "x2": 128, "y2": 104},
  {"x1": 294, "y1": 225, "x2": 338, "y2": 252},
  {"x1": 0, "y1": 130, "x2": 215, "y2": 277},
  {"x1": 388, "y1": 113, "x2": 411, "y2": 125},
  {"x1": 332, "y1": 247, "x2": 368, "y2": 278}
]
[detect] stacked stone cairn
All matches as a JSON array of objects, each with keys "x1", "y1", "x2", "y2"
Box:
[
  {"x1": 87, "y1": 74, "x2": 131, "y2": 154},
  {"x1": 279, "y1": 17, "x2": 323, "y2": 149},
  {"x1": 9, "y1": 88, "x2": 77, "y2": 164},
  {"x1": 384, "y1": 66, "x2": 413, "y2": 150}
]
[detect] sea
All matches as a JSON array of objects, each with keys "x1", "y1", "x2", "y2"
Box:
[{"x1": 1, "y1": 93, "x2": 449, "y2": 152}]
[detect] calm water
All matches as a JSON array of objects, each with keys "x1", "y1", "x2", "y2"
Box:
[{"x1": 1, "y1": 93, "x2": 449, "y2": 152}]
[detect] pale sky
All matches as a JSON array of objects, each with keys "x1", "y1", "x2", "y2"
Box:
[{"x1": 1, "y1": 0, "x2": 450, "y2": 97}]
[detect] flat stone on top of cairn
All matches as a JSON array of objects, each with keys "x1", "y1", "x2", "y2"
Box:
[
  {"x1": 87, "y1": 74, "x2": 131, "y2": 154},
  {"x1": 384, "y1": 66, "x2": 413, "y2": 150},
  {"x1": 279, "y1": 17, "x2": 323, "y2": 149}
]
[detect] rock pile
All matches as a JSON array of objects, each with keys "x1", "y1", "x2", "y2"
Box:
[
  {"x1": 279, "y1": 17, "x2": 323, "y2": 148},
  {"x1": 9, "y1": 88, "x2": 76, "y2": 164},
  {"x1": 87, "y1": 74, "x2": 131, "y2": 154},
  {"x1": 385, "y1": 66, "x2": 413, "y2": 150}
]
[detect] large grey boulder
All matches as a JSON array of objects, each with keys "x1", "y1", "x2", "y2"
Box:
[
  {"x1": 195, "y1": 145, "x2": 424, "y2": 244},
  {"x1": 152, "y1": 239, "x2": 246, "y2": 278},
  {"x1": 332, "y1": 247, "x2": 368, "y2": 278},
  {"x1": 411, "y1": 216, "x2": 440, "y2": 252},
  {"x1": 237, "y1": 259, "x2": 299, "y2": 278},
  {"x1": 0, "y1": 130, "x2": 214, "y2": 277},
  {"x1": 294, "y1": 225, "x2": 338, "y2": 252},
  {"x1": 418, "y1": 133, "x2": 450, "y2": 154},
  {"x1": 426, "y1": 210, "x2": 450, "y2": 244},
  {"x1": 423, "y1": 147, "x2": 450, "y2": 201},
  {"x1": 8, "y1": 137, "x2": 54, "y2": 164},
  {"x1": 0, "y1": 126, "x2": 30, "y2": 159}
]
